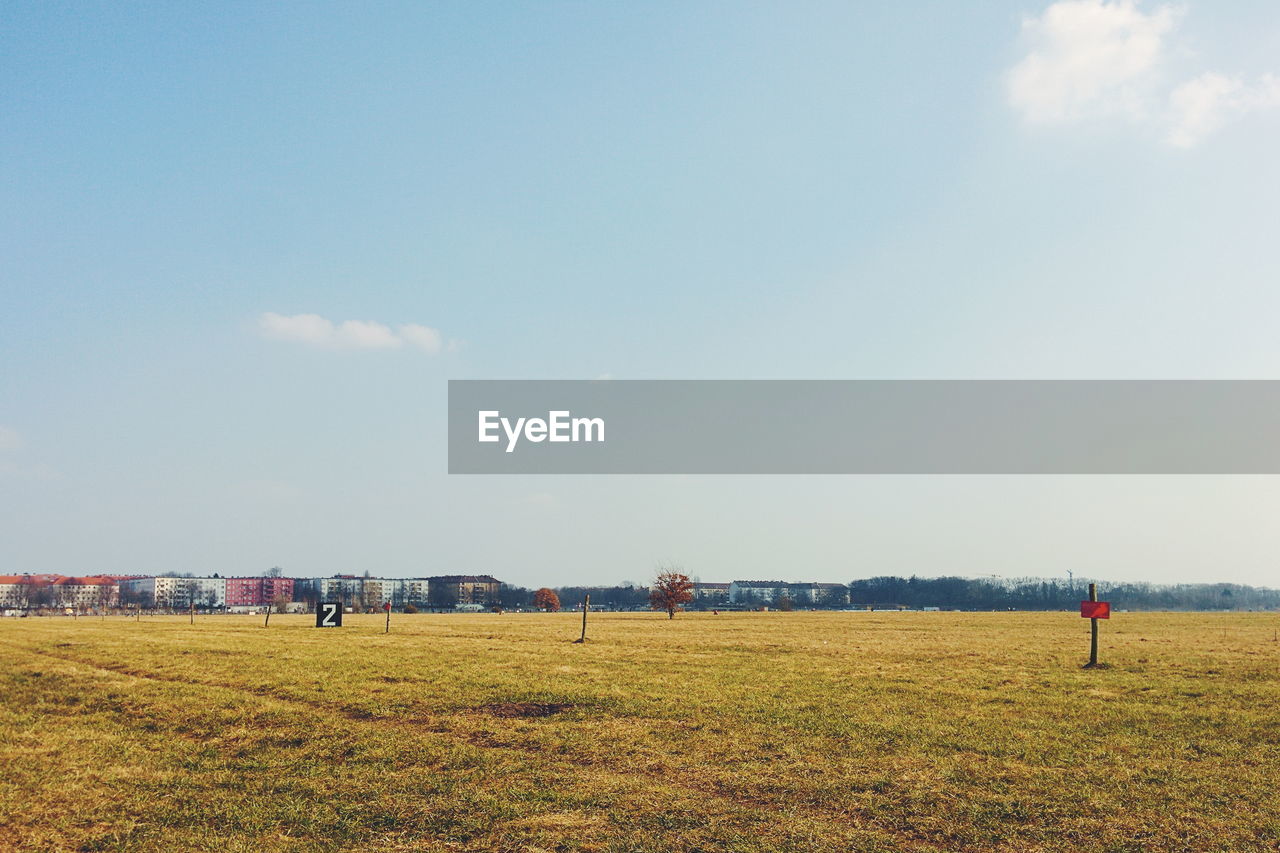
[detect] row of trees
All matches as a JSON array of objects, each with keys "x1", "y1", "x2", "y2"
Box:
[
  {"x1": 845, "y1": 576, "x2": 1280, "y2": 611},
  {"x1": 506, "y1": 576, "x2": 1280, "y2": 613},
  {"x1": 523, "y1": 573, "x2": 695, "y2": 619}
]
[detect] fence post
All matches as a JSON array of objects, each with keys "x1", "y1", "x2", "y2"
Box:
[
  {"x1": 1087, "y1": 583, "x2": 1099, "y2": 667},
  {"x1": 576, "y1": 594, "x2": 590, "y2": 643}
]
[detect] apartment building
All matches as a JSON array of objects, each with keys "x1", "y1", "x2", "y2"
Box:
[
  {"x1": 313, "y1": 576, "x2": 406, "y2": 608},
  {"x1": 120, "y1": 576, "x2": 226, "y2": 609},
  {"x1": 226, "y1": 576, "x2": 295, "y2": 607},
  {"x1": 692, "y1": 582, "x2": 730, "y2": 603},
  {"x1": 51, "y1": 576, "x2": 120, "y2": 609},
  {"x1": 427, "y1": 575, "x2": 500, "y2": 605},
  {"x1": 728, "y1": 581, "x2": 848, "y2": 605}
]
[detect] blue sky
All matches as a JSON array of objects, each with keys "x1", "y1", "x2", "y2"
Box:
[{"x1": 4, "y1": 1, "x2": 1280, "y2": 586}]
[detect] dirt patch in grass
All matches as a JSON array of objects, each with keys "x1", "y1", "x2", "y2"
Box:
[{"x1": 478, "y1": 701, "x2": 575, "y2": 718}]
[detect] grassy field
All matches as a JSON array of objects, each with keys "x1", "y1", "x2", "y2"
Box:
[{"x1": 1, "y1": 611, "x2": 1278, "y2": 852}]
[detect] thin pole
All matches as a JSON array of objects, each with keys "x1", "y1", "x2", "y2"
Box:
[
  {"x1": 577, "y1": 594, "x2": 590, "y2": 643},
  {"x1": 1088, "y1": 582, "x2": 1099, "y2": 667},
  {"x1": 385, "y1": 605, "x2": 391, "y2": 634}
]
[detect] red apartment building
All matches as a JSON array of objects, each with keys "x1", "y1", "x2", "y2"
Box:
[{"x1": 225, "y1": 576, "x2": 294, "y2": 607}]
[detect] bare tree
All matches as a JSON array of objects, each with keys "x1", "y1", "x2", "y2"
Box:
[
  {"x1": 55, "y1": 582, "x2": 77, "y2": 614},
  {"x1": 16, "y1": 575, "x2": 37, "y2": 614},
  {"x1": 431, "y1": 585, "x2": 459, "y2": 611},
  {"x1": 93, "y1": 582, "x2": 113, "y2": 618}
]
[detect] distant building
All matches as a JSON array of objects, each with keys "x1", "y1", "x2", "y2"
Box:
[
  {"x1": 728, "y1": 580, "x2": 848, "y2": 605},
  {"x1": 314, "y1": 575, "x2": 364, "y2": 603},
  {"x1": 226, "y1": 577, "x2": 295, "y2": 608},
  {"x1": 0, "y1": 574, "x2": 65, "y2": 609},
  {"x1": 427, "y1": 575, "x2": 501, "y2": 606},
  {"x1": 361, "y1": 577, "x2": 404, "y2": 608},
  {"x1": 120, "y1": 577, "x2": 226, "y2": 609},
  {"x1": 728, "y1": 581, "x2": 788, "y2": 604},
  {"x1": 806, "y1": 583, "x2": 849, "y2": 605},
  {"x1": 403, "y1": 579, "x2": 432, "y2": 606},
  {"x1": 313, "y1": 576, "x2": 405, "y2": 609},
  {"x1": 51, "y1": 576, "x2": 120, "y2": 609},
  {"x1": 692, "y1": 582, "x2": 730, "y2": 603}
]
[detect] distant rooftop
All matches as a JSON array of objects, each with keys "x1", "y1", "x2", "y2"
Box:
[
  {"x1": 731, "y1": 580, "x2": 845, "y2": 589},
  {"x1": 428, "y1": 575, "x2": 501, "y2": 584}
]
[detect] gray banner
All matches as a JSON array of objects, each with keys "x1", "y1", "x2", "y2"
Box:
[{"x1": 447, "y1": 380, "x2": 1280, "y2": 474}]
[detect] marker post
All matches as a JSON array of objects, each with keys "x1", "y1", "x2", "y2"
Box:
[
  {"x1": 1088, "y1": 583, "x2": 1098, "y2": 666},
  {"x1": 1080, "y1": 583, "x2": 1111, "y2": 668},
  {"x1": 575, "y1": 594, "x2": 590, "y2": 643}
]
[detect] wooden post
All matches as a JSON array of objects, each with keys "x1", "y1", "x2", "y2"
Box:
[
  {"x1": 264, "y1": 601, "x2": 272, "y2": 628},
  {"x1": 385, "y1": 605, "x2": 391, "y2": 634},
  {"x1": 190, "y1": 603, "x2": 195, "y2": 625},
  {"x1": 576, "y1": 594, "x2": 589, "y2": 643},
  {"x1": 1087, "y1": 582, "x2": 1099, "y2": 668}
]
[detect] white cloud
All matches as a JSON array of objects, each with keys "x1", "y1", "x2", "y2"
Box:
[
  {"x1": 334, "y1": 319, "x2": 401, "y2": 349},
  {"x1": 1008, "y1": 1, "x2": 1280, "y2": 147},
  {"x1": 259, "y1": 312, "x2": 341, "y2": 345},
  {"x1": 1167, "y1": 72, "x2": 1280, "y2": 147},
  {"x1": 1009, "y1": 0, "x2": 1178, "y2": 124},
  {"x1": 397, "y1": 323, "x2": 443, "y2": 353},
  {"x1": 0, "y1": 426, "x2": 22, "y2": 452},
  {"x1": 257, "y1": 313, "x2": 451, "y2": 352}
]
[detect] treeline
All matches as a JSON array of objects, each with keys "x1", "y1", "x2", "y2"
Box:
[
  {"x1": 846, "y1": 576, "x2": 1280, "y2": 611},
  {"x1": 498, "y1": 577, "x2": 1280, "y2": 612},
  {"x1": 499, "y1": 584, "x2": 650, "y2": 610}
]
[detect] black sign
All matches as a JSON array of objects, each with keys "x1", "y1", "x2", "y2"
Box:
[{"x1": 316, "y1": 602, "x2": 342, "y2": 628}]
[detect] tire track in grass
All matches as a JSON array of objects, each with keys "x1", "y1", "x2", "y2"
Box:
[{"x1": 3, "y1": 642, "x2": 948, "y2": 852}]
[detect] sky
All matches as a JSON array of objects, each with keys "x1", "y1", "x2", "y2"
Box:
[{"x1": 3, "y1": 1, "x2": 1280, "y2": 587}]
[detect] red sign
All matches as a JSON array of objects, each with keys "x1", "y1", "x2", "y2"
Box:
[
  {"x1": 383, "y1": 602, "x2": 392, "y2": 612},
  {"x1": 1080, "y1": 601, "x2": 1111, "y2": 619}
]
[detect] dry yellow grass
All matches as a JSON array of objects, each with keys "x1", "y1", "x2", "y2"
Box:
[{"x1": 2, "y1": 610, "x2": 1278, "y2": 851}]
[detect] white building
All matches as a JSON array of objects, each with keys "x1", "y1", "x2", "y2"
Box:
[
  {"x1": 313, "y1": 576, "x2": 405, "y2": 608},
  {"x1": 0, "y1": 575, "x2": 120, "y2": 611},
  {"x1": 51, "y1": 577, "x2": 120, "y2": 609},
  {"x1": 403, "y1": 579, "x2": 431, "y2": 605},
  {"x1": 728, "y1": 581, "x2": 848, "y2": 605},
  {"x1": 120, "y1": 576, "x2": 226, "y2": 609},
  {"x1": 360, "y1": 577, "x2": 404, "y2": 607},
  {"x1": 728, "y1": 581, "x2": 787, "y2": 604}
]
